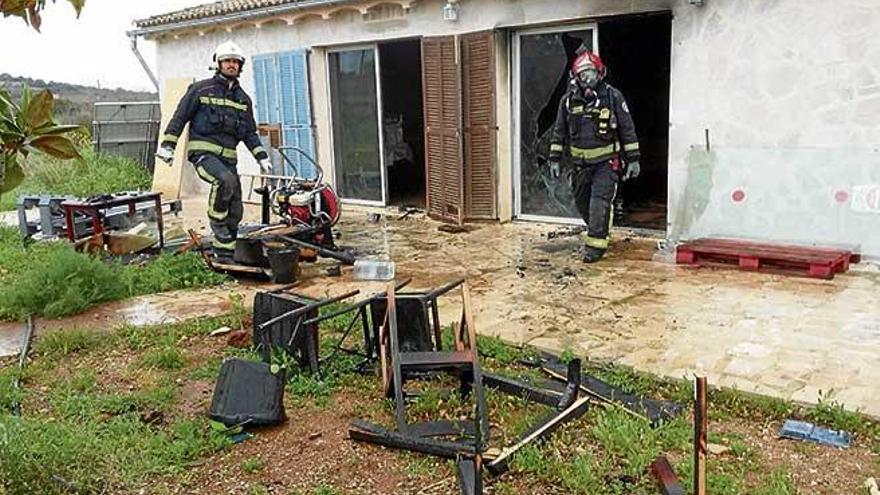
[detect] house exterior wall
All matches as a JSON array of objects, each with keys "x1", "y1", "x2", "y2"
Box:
[
  {"x1": 151, "y1": 0, "x2": 880, "y2": 255},
  {"x1": 669, "y1": 0, "x2": 880, "y2": 256},
  {"x1": 152, "y1": 0, "x2": 671, "y2": 212}
]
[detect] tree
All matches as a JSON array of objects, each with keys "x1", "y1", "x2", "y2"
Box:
[
  {"x1": 0, "y1": 86, "x2": 81, "y2": 194},
  {"x1": 0, "y1": 0, "x2": 85, "y2": 31}
]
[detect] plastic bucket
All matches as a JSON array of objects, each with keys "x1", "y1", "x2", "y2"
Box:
[{"x1": 267, "y1": 247, "x2": 300, "y2": 284}]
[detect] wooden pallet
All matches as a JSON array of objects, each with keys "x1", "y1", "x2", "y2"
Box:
[{"x1": 676, "y1": 238, "x2": 858, "y2": 280}]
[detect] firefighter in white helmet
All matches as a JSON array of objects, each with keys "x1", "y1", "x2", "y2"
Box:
[{"x1": 156, "y1": 41, "x2": 271, "y2": 254}]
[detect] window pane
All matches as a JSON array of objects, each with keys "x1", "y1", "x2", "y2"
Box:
[
  {"x1": 519, "y1": 30, "x2": 593, "y2": 218},
  {"x1": 329, "y1": 49, "x2": 382, "y2": 202}
]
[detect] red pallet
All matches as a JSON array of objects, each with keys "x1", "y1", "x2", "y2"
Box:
[{"x1": 676, "y1": 238, "x2": 858, "y2": 280}]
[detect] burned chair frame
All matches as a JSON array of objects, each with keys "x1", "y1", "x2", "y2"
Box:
[{"x1": 349, "y1": 279, "x2": 592, "y2": 494}]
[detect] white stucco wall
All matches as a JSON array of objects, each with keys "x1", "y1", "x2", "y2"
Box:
[
  {"x1": 151, "y1": 0, "x2": 671, "y2": 214},
  {"x1": 668, "y1": 0, "x2": 880, "y2": 256},
  {"x1": 149, "y1": 0, "x2": 880, "y2": 255}
]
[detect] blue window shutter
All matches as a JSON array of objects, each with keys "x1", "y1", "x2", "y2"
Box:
[
  {"x1": 277, "y1": 50, "x2": 316, "y2": 178},
  {"x1": 253, "y1": 50, "x2": 314, "y2": 178},
  {"x1": 252, "y1": 54, "x2": 279, "y2": 124}
]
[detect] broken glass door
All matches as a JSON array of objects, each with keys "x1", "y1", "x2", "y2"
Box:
[
  {"x1": 329, "y1": 48, "x2": 384, "y2": 203},
  {"x1": 515, "y1": 26, "x2": 596, "y2": 220}
]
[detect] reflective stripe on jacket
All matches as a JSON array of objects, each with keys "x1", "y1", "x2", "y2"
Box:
[
  {"x1": 549, "y1": 80, "x2": 639, "y2": 165},
  {"x1": 161, "y1": 74, "x2": 267, "y2": 163}
]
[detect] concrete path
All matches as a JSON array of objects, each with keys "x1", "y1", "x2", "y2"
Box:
[
  {"x1": 3, "y1": 204, "x2": 878, "y2": 418},
  {"x1": 338, "y1": 209, "x2": 880, "y2": 418}
]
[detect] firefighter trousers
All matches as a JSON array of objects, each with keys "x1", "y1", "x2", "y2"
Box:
[
  {"x1": 572, "y1": 160, "x2": 619, "y2": 252},
  {"x1": 191, "y1": 152, "x2": 242, "y2": 248}
]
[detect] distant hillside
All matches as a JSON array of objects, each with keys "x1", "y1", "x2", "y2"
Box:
[{"x1": 0, "y1": 73, "x2": 157, "y2": 129}]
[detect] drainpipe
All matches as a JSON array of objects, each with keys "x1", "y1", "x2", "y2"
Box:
[{"x1": 128, "y1": 31, "x2": 160, "y2": 92}]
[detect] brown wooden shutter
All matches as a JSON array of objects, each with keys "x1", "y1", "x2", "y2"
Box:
[
  {"x1": 422, "y1": 36, "x2": 464, "y2": 224},
  {"x1": 461, "y1": 31, "x2": 497, "y2": 220},
  {"x1": 257, "y1": 124, "x2": 282, "y2": 149}
]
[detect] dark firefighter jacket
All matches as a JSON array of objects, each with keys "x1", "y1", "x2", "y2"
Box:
[
  {"x1": 160, "y1": 74, "x2": 268, "y2": 163},
  {"x1": 549, "y1": 80, "x2": 640, "y2": 166}
]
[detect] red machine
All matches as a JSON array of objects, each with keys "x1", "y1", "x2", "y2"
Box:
[
  {"x1": 267, "y1": 148, "x2": 341, "y2": 249},
  {"x1": 255, "y1": 147, "x2": 352, "y2": 263}
]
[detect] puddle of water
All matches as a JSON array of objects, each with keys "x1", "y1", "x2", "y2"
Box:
[
  {"x1": 118, "y1": 300, "x2": 176, "y2": 327},
  {"x1": 0, "y1": 327, "x2": 22, "y2": 358}
]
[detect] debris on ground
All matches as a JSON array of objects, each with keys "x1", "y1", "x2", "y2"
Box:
[
  {"x1": 210, "y1": 326, "x2": 233, "y2": 337},
  {"x1": 865, "y1": 477, "x2": 879, "y2": 495},
  {"x1": 368, "y1": 212, "x2": 382, "y2": 224},
  {"x1": 252, "y1": 287, "x2": 360, "y2": 372},
  {"x1": 438, "y1": 224, "x2": 473, "y2": 234},
  {"x1": 209, "y1": 358, "x2": 287, "y2": 427},
  {"x1": 778, "y1": 419, "x2": 853, "y2": 448},
  {"x1": 539, "y1": 353, "x2": 684, "y2": 425},
  {"x1": 546, "y1": 225, "x2": 585, "y2": 239},
  {"x1": 140, "y1": 409, "x2": 164, "y2": 425},
  {"x1": 226, "y1": 330, "x2": 251, "y2": 349},
  {"x1": 649, "y1": 456, "x2": 685, "y2": 495},
  {"x1": 342, "y1": 280, "x2": 596, "y2": 493},
  {"x1": 229, "y1": 432, "x2": 255, "y2": 445},
  {"x1": 353, "y1": 259, "x2": 395, "y2": 281},
  {"x1": 397, "y1": 207, "x2": 420, "y2": 221},
  {"x1": 707, "y1": 442, "x2": 731, "y2": 455}
]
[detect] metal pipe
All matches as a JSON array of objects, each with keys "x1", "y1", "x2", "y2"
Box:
[
  {"x1": 277, "y1": 234, "x2": 356, "y2": 265},
  {"x1": 128, "y1": 32, "x2": 160, "y2": 92},
  {"x1": 302, "y1": 278, "x2": 412, "y2": 326},
  {"x1": 258, "y1": 289, "x2": 359, "y2": 330},
  {"x1": 424, "y1": 278, "x2": 466, "y2": 300}
]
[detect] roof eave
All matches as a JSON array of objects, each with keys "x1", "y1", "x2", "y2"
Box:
[{"x1": 129, "y1": 0, "x2": 351, "y2": 38}]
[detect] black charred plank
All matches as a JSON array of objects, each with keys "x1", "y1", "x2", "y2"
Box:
[{"x1": 349, "y1": 419, "x2": 476, "y2": 459}]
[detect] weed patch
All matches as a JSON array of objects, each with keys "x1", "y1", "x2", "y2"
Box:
[
  {"x1": 138, "y1": 348, "x2": 187, "y2": 371},
  {"x1": 241, "y1": 457, "x2": 266, "y2": 474},
  {"x1": 0, "y1": 146, "x2": 150, "y2": 211},
  {"x1": 805, "y1": 390, "x2": 867, "y2": 433},
  {"x1": 0, "y1": 415, "x2": 228, "y2": 494},
  {"x1": 33, "y1": 328, "x2": 105, "y2": 358},
  {"x1": 0, "y1": 226, "x2": 228, "y2": 321}
]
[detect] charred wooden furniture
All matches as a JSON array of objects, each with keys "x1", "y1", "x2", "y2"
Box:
[
  {"x1": 252, "y1": 287, "x2": 359, "y2": 373},
  {"x1": 350, "y1": 279, "x2": 490, "y2": 494},
  {"x1": 349, "y1": 280, "x2": 593, "y2": 494},
  {"x1": 482, "y1": 359, "x2": 589, "y2": 475},
  {"x1": 379, "y1": 279, "x2": 490, "y2": 449}
]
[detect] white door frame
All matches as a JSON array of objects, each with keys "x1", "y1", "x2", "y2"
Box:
[
  {"x1": 326, "y1": 44, "x2": 388, "y2": 206},
  {"x1": 512, "y1": 23, "x2": 598, "y2": 224}
]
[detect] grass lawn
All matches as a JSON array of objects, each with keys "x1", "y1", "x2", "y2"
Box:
[{"x1": 1, "y1": 304, "x2": 877, "y2": 495}]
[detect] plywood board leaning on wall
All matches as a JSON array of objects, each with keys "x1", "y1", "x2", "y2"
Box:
[{"x1": 152, "y1": 78, "x2": 194, "y2": 199}]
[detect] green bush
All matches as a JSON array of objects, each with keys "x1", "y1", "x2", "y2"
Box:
[
  {"x1": 0, "y1": 226, "x2": 228, "y2": 320},
  {"x1": 0, "y1": 244, "x2": 123, "y2": 320},
  {"x1": 0, "y1": 145, "x2": 151, "y2": 211}
]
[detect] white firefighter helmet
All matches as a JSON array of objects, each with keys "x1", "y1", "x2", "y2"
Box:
[{"x1": 213, "y1": 41, "x2": 246, "y2": 67}]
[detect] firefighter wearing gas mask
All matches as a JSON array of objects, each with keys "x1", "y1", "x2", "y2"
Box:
[
  {"x1": 548, "y1": 51, "x2": 640, "y2": 263},
  {"x1": 155, "y1": 41, "x2": 271, "y2": 253}
]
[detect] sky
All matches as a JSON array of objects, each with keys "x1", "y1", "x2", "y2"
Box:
[{"x1": 0, "y1": 0, "x2": 208, "y2": 92}]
